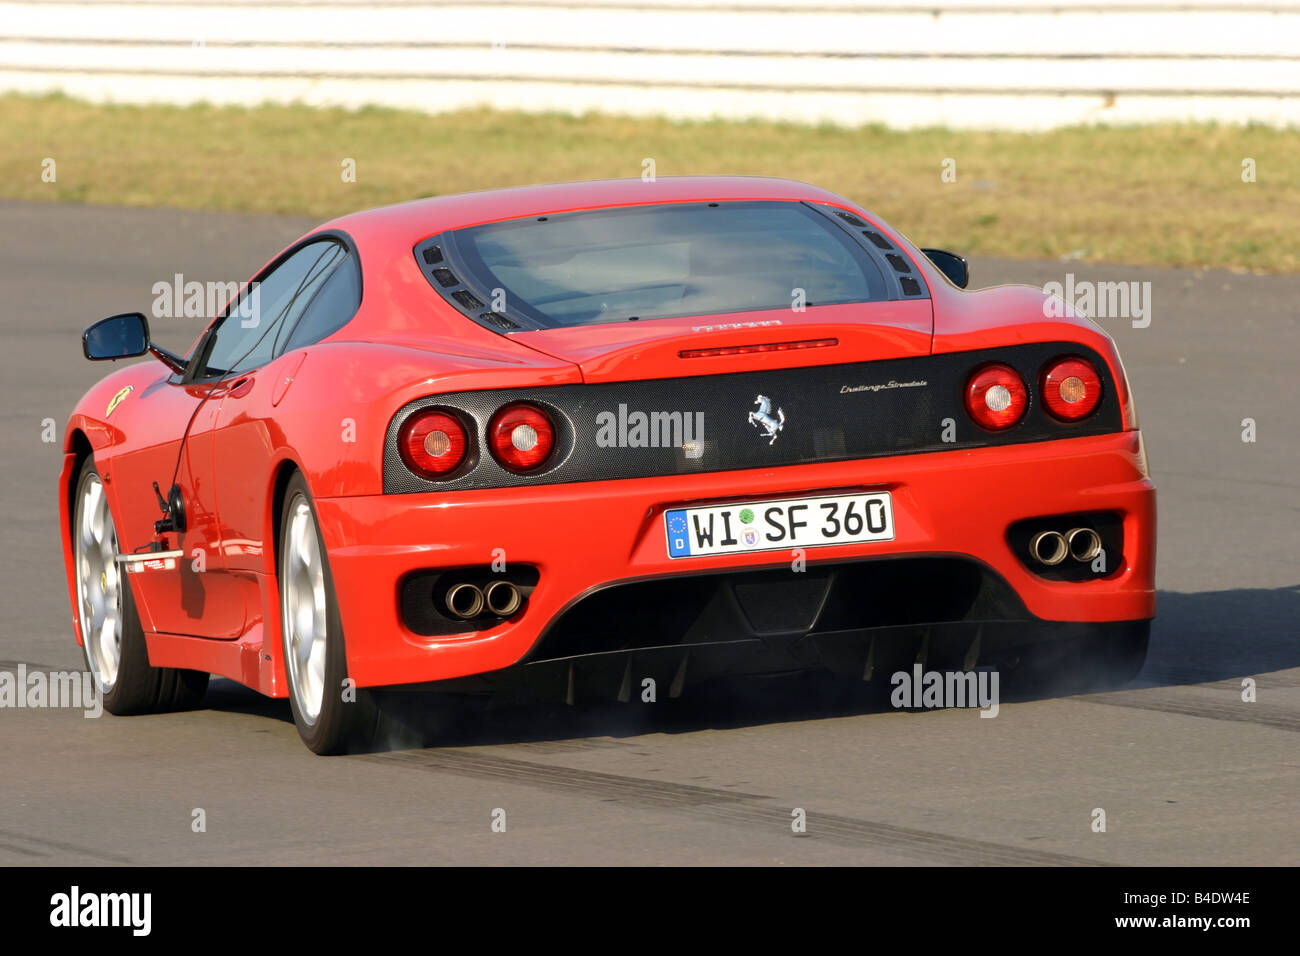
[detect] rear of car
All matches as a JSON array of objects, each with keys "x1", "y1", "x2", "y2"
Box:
[{"x1": 315, "y1": 186, "x2": 1155, "y2": 699}]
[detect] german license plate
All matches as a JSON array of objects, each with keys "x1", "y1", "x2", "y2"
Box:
[{"x1": 664, "y1": 491, "x2": 894, "y2": 558}]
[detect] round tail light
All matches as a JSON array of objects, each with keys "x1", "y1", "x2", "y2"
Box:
[
  {"x1": 1042, "y1": 357, "x2": 1102, "y2": 421},
  {"x1": 398, "y1": 410, "x2": 469, "y2": 478},
  {"x1": 488, "y1": 402, "x2": 555, "y2": 472},
  {"x1": 965, "y1": 364, "x2": 1028, "y2": 431}
]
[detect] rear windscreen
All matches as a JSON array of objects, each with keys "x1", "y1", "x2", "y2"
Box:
[{"x1": 442, "y1": 201, "x2": 892, "y2": 328}]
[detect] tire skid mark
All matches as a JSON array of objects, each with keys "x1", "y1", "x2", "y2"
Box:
[
  {"x1": 509, "y1": 737, "x2": 635, "y2": 755},
  {"x1": 693, "y1": 804, "x2": 1109, "y2": 866},
  {"x1": 0, "y1": 828, "x2": 135, "y2": 864},
  {"x1": 1141, "y1": 668, "x2": 1300, "y2": 690},
  {"x1": 1084, "y1": 688, "x2": 1300, "y2": 732},
  {"x1": 371, "y1": 749, "x2": 763, "y2": 808},
  {"x1": 0, "y1": 840, "x2": 46, "y2": 858},
  {"x1": 0, "y1": 660, "x2": 66, "y2": 672},
  {"x1": 364, "y1": 748, "x2": 1107, "y2": 866}
]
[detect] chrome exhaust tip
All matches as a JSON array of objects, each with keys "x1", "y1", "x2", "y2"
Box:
[
  {"x1": 1029, "y1": 530, "x2": 1068, "y2": 566},
  {"x1": 445, "y1": 582, "x2": 485, "y2": 619},
  {"x1": 484, "y1": 580, "x2": 523, "y2": 617},
  {"x1": 1067, "y1": 527, "x2": 1103, "y2": 562}
]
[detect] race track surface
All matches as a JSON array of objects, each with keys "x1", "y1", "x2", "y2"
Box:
[{"x1": 1, "y1": 200, "x2": 1296, "y2": 865}]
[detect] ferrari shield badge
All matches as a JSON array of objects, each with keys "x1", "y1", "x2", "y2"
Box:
[{"x1": 105, "y1": 385, "x2": 133, "y2": 417}]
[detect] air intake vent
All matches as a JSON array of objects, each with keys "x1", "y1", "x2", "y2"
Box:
[
  {"x1": 481, "y1": 311, "x2": 521, "y2": 330},
  {"x1": 415, "y1": 235, "x2": 533, "y2": 334},
  {"x1": 900, "y1": 277, "x2": 922, "y2": 296},
  {"x1": 886, "y1": 254, "x2": 912, "y2": 274},
  {"x1": 862, "y1": 230, "x2": 893, "y2": 250},
  {"x1": 836, "y1": 212, "x2": 866, "y2": 227}
]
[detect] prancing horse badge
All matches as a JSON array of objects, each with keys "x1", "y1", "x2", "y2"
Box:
[
  {"x1": 747, "y1": 394, "x2": 785, "y2": 445},
  {"x1": 106, "y1": 385, "x2": 133, "y2": 417}
]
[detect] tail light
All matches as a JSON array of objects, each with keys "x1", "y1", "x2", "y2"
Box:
[
  {"x1": 964, "y1": 364, "x2": 1028, "y2": 431},
  {"x1": 398, "y1": 410, "x2": 469, "y2": 478},
  {"x1": 488, "y1": 402, "x2": 555, "y2": 472},
  {"x1": 1041, "y1": 356, "x2": 1102, "y2": 421}
]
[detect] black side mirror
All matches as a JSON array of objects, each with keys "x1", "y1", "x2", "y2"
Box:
[
  {"x1": 82, "y1": 311, "x2": 189, "y2": 373},
  {"x1": 83, "y1": 312, "x2": 149, "y2": 360},
  {"x1": 921, "y1": 249, "x2": 969, "y2": 289}
]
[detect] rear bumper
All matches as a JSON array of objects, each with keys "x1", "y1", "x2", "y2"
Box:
[{"x1": 314, "y1": 430, "x2": 1155, "y2": 688}]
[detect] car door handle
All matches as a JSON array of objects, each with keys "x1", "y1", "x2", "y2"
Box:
[{"x1": 228, "y1": 376, "x2": 255, "y2": 398}]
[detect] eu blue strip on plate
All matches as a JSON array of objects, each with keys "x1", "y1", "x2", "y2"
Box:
[{"x1": 665, "y1": 510, "x2": 691, "y2": 557}]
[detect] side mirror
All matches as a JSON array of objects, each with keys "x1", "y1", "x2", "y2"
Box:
[
  {"x1": 83, "y1": 312, "x2": 149, "y2": 360},
  {"x1": 921, "y1": 249, "x2": 969, "y2": 289},
  {"x1": 82, "y1": 312, "x2": 188, "y2": 373}
]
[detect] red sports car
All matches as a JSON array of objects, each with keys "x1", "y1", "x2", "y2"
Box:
[{"x1": 60, "y1": 177, "x2": 1155, "y2": 753}]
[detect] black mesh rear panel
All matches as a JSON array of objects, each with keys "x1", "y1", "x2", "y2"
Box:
[{"x1": 382, "y1": 341, "x2": 1123, "y2": 493}]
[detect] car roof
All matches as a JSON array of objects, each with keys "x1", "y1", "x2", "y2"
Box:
[{"x1": 320, "y1": 176, "x2": 856, "y2": 245}]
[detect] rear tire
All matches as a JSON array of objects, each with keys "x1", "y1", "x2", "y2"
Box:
[
  {"x1": 1090, "y1": 620, "x2": 1151, "y2": 687},
  {"x1": 278, "y1": 472, "x2": 381, "y2": 754},
  {"x1": 72, "y1": 455, "x2": 209, "y2": 715},
  {"x1": 1003, "y1": 620, "x2": 1150, "y2": 694}
]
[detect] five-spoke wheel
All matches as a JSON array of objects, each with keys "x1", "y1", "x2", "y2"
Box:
[{"x1": 72, "y1": 456, "x2": 208, "y2": 714}]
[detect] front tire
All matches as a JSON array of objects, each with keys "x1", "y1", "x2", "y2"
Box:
[
  {"x1": 72, "y1": 455, "x2": 208, "y2": 714},
  {"x1": 278, "y1": 472, "x2": 380, "y2": 754}
]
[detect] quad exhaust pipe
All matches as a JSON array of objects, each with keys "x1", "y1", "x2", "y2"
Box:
[
  {"x1": 1028, "y1": 527, "x2": 1103, "y2": 566},
  {"x1": 443, "y1": 578, "x2": 527, "y2": 620},
  {"x1": 1066, "y1": 527, "x2": 1103, "y2": 562},
  {"x1": 484, "y1": 580, "x2": 523, "y2": 617},
  {"x1": 1028, "y1": 530, "x2": 1068, "y2": 566},
  {"x1": 445, "y1": 583, "x2": 485, "y2": 619}
]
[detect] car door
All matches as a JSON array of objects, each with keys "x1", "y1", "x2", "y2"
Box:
[
  {"x1": 203, "y1": 239, "x2": 358, "y2": 583},
  {"x1": 119, "y1": 240, "x2": 348, "y2": 640},
  {"x1": 105, "y1": 363, "x2": 242, "y2": 639}
]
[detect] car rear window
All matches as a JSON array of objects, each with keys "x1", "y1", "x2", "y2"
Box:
[{"x1": 438, "y1": 201, "x2": 891, "y2": 328}]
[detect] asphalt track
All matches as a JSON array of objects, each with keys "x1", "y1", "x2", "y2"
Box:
[{"x1": 1, "y1": 199, "x2": 1296, "y2": 865}]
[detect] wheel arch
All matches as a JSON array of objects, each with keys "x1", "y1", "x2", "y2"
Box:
[
  {"x1": 253, "y1": 457, "x2": 307, "y2": 700},
  {"x1": 268, "y1": 457, "x2": 305, "y2": 579},
  {"x1": 60, "y1": 429, "x2": 98, "y2": 647},
  {"x1": 64, "y1": 428, "x2": 94, "y2": 538}
]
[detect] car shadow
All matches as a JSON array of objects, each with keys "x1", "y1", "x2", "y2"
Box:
[
  {"x1": 201, "y1": 679, "x2": 295, "y2": 724},
  {"x1": 197, "y1": 584, "x2": 1300, "y2": 752},
  {"x1": 1140, "y1": 585, "x2": 1300, "y2": 686}
]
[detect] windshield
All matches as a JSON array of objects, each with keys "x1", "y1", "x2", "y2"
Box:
[{"x1": 447, "y1": 201, "x2": 891, "y2": 328}]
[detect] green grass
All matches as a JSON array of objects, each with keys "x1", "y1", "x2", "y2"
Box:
[{"x1": 5, "y1": 93, "x2": 1297, "y2": 272}]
